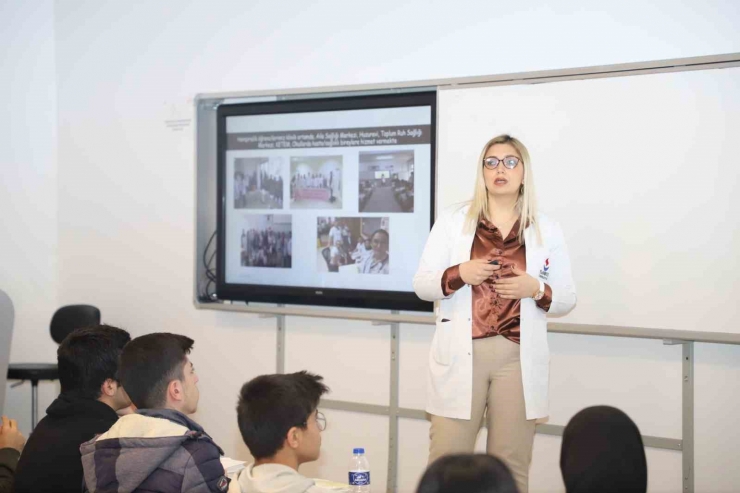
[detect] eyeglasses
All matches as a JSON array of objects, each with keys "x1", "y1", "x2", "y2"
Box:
[{"x1": 483, "y1": 155, "x2": 520, "y2": 170}]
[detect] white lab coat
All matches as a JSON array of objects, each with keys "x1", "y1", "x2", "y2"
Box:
[{"x1": 413, "y1": 205, "x2": 576, "y2": 420}]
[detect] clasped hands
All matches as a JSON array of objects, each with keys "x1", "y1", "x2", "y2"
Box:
[
  {"x1": 459, "y1": 259, "x2": 539, "y2": 299},
  {"x1": 0, "y1": 415, "x2": 26, "y2": 452}
]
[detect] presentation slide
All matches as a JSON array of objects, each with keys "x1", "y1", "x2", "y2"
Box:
[{"x1": 217, "y1": 93, "x2": 434, "y2": 310}]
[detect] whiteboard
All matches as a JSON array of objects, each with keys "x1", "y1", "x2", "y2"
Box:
[{"x1": 437, "y1": 67, "x2": 740, "y2": 333}]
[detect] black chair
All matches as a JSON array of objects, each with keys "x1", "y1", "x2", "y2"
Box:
[{"x1": 7, "y1": 304, "x2": 100, "y2": 429}]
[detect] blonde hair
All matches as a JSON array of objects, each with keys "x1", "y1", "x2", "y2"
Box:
[{"x1": 464, "y1": 134, "x2": 541, "y2": 244}]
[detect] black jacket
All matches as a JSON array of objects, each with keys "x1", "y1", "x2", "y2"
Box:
[
  {"x1": 0, "y1": 447, "x2": 20, "y2": 493},
  {"x1": 13, "y1": 393, "x2": 119, "y2": 493}
]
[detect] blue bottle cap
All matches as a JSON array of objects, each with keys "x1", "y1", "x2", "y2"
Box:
[{"x1": 353, "y1": 447, "x2": 365, "y2": 454}]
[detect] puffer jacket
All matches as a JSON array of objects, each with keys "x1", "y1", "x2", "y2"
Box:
[{"x1": 80, "y1": 409, "x2": 230, "y2": 493}]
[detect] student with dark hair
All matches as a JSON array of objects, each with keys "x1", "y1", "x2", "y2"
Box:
[
  {"x1": 560, "y1": 406, "x2": 647, "y2": 493},
  {"x1": 13, "y1": 324, "x2": 131, "y2": 493},
  {"x1": 416, "y1": 454, "x2": 519, "y2": 493},
  {"x1": 232, "y1": 371, "x2": 332, "y2": 493},
  {"x1": 80, "y1": 333, "x2": 229, "y2": 493}
]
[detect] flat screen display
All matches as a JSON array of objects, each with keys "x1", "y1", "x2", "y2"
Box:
[{"x1": 216, "y1": 91, "x2": 435, "y2": 311}]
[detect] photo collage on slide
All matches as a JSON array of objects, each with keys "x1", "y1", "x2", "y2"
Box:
[{"x1": 235, "y1": 149, "x2": 415, "y2": 275}]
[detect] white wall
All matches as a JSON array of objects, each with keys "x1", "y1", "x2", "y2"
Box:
[
  {"x1": 438, "y1": 69, "x2": 740, "y2": 333},
  {"x1": 2, "y1": 0, "x2": 739, "y2": 491},
  {"x1": 0, "y1": 0, "x2": 60, "y2": 428}
]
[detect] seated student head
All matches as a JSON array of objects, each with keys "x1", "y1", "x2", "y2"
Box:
[
  {"x1": 119, "y1": 333, "x2": 199, "y2": 414},
  {"x1": 237, "y1": 371, "x2": 328, "y2": 468},
  {"x1": 560, "y1": 406, "x2": 647, "y2": 493},
  {"x1": 416, "y1": 454, "x2": 518, "y2": 493},
  {"x1": 57, "y1": 324, "x2": 132, "y2": 410}
]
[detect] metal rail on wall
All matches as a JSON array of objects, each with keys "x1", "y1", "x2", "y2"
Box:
[{"x1": 201, "y1": 300, "x2": 740, "y2": 493}]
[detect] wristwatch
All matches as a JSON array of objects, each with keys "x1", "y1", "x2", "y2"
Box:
[{"x1": 533, "y1": 279, "x2": 545, "y2": 301}]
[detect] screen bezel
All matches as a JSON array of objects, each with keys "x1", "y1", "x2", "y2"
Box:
[{"x1": 216, "y1": 91, "x2": 435, "y2": 312}]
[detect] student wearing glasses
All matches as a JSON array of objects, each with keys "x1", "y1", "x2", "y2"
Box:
[
  {"x1": 233, "y1": 371, "x2": 333, "y2": 493},
  {"x1": 414, "y1": 134, "x2": 577, "y2": 493}
]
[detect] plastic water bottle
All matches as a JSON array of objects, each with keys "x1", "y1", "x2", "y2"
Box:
[{"x1": 348, "y1": 447, "x2": 371, "y2": 493}]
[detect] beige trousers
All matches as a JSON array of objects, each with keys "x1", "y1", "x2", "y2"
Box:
[{"x1": 428, "y1": 335, "x2": 536, "y2": 493}]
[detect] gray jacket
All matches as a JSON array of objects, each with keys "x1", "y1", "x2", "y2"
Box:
[{"x1": 81, "y1": 409, "x2": 230, "y2": 493}]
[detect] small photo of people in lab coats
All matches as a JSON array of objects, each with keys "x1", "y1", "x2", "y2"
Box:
[
  {"x1": 290, "y1": 156, "x2": 343, "y2": 209},
  {"x1": 239, "y1": 214, "x2": 292, "y2": 268},
  {"x1": 233, "y1": 157, "x2": 284, "y2": 210},
  {"x1": 316, "y1": 216, "x2": 389, "y2": 274}
]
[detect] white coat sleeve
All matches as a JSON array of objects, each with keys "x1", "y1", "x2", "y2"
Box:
[
  {"x1": 413, "y1": 213, "x2": 455, "y2": 302},
  {"x1": 546, "y1": 222, "x2": 577, "y2": 316}
]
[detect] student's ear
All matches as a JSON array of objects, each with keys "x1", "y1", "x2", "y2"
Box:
[
  {"x1": 285, "y1": 426, "x2": 302, "y2": 449},
  {"x1": 168, "y1": 379, "x2": 184, "y2": 403},
  {"x1": 100, "y1": 378, "x2": 118, "y2": 397}
]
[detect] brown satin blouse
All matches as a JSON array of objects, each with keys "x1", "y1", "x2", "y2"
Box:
[{"x1": 441, "y1": 218, "x2": 552, "y2": 344}]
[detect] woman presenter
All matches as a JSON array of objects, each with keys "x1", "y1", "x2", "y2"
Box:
[{"x1": 414, "y1": 134, "x2": 577, "y2": 493}]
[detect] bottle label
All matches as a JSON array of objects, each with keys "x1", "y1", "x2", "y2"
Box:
[{"x1": 349, "y1": 471, "x2": 370, "y2": 486}]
